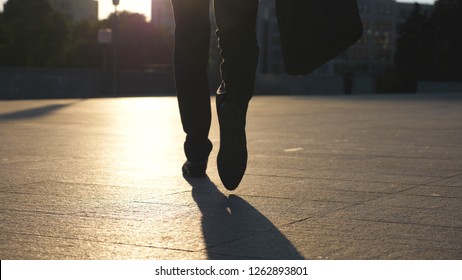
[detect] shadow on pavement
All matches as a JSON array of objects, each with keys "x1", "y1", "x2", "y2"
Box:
[
  {"x1": 185, "y1": 176, "x2": 304, "y2": 260},
  {"x1": 0, "y1": 100, "x2": 83, "y2": 121}
]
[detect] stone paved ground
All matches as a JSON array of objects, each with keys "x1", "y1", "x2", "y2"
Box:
[{"x1": 1, "y1": 94, "x2": 461, "y2": 259}]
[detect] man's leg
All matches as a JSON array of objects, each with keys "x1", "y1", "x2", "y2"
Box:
[
  {"x1": 213, "y1": 0, "x2": 260, "y2": 189},
  {"x1": 171, "y1": 0, "x2": 212, "y2": 176},
  {"x1": 214, "y1": 0, "x2": 259, "y2": 106}
]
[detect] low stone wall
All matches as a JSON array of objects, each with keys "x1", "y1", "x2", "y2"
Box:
[
  {"x1": 1, "y1": 67, "x2": 418, "y2": 99},
  {"x1": 0, "y1": 67, "x2": 175, "y2": 99},
  {"x1": 418, "y1": 81, "x2": 462, "y2": 94},
  {"x1": 256, "y1": 74, "x2": 375, "y2": 95}
]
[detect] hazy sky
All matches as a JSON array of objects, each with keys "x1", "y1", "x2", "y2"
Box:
[
  {"x1": 0, "y1": 0, "x2": 152, "y2": 20},
  {"x1": 0, "y1": 0, "x2": 437, "y2": 20}
]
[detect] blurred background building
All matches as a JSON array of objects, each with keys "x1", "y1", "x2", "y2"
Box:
[
  {"x1": 147, "y1": 0, "x2": 434, "y2": 79},
  {"x1": 257, "y1": 0, "x2": 433, "y2": 77},
  {"x1": 4, "y1": 0, "x2": 461, "y2": 98}
]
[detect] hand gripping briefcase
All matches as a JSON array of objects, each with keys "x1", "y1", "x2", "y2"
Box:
[{"x1": 276, "y1": 0, "x2": 363, "y2": 75}]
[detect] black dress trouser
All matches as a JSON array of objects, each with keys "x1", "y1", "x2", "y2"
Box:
[{"x1": 171, "y1": 0, "x2": 259, "y2": 162}]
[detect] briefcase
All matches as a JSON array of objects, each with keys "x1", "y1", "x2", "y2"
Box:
[{"x1": 276, "y1": 0, "x2": 363, "y2": 75}]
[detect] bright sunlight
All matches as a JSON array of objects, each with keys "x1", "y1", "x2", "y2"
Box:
[{"x1": 98, "y1": 0, "x2": 152, "y2": 20}]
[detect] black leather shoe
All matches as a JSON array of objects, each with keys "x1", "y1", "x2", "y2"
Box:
[
  {"x1": 182, "y1": 160, "x2": 208, "y2": 178},
  {"x1": 217, "y1": 101, "x2": 247, "y2": 190}
]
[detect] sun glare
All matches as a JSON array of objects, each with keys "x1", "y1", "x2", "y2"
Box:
[{"x1": 98, "y1": 0, "x2": 152, "y2": 20}]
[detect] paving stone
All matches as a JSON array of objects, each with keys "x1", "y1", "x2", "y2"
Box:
[
  {"x1": 329, "y1": 204, "x2": 462, "y2": 228},
  {"x1": 243, "y1": 174, "x2": 413, "y2": 194},
  {"x1": 400, "y1": 185, "x2": 462, "y2": 198},
  {"x1": 363, "y1": 193, "x2": 462, "y2": 212},
  {"x1": 429, "y1": 174, "x2": 462, "y2": 187},
  {"x1": 0, "y1": 232, "x2": 208, "y2": 260},
  {"x1": 275, "y1": 218, "x2": 462, "y2": 259},
  {"x1": 1, "y1": 94, "x2": 462, "y2": 259}
]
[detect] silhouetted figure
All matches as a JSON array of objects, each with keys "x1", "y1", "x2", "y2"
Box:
[
  {"x1": 343, "y1": 67, "x2": 354, "y2": 95},
  {"x1": 172, "y1": 0, "x2": 259, "y2": 190}
]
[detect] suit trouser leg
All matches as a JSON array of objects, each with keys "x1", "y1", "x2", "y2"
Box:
[
  {"x1": 172, "y1": 0, "x2": 259, "y2": 162},
  {"x1": 214, "y1": 0, "x2": 260, "y2": 110},
  {"x1": 171, "y1": 0, "x2": 212, "y2": 162},
  {"x1": 213, "y1": 0, "x2": 259, "y2": 189}
]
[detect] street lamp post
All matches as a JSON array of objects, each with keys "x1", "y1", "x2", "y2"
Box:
[
  {"x1": 98, "y1": 28, "x2": 112, "y2": 96},
  {"x1": 112, "y1": 0, "x2": 120, "y2": 96}
]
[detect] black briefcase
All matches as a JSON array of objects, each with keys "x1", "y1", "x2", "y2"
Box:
[{"x1": 276, "y1": 0, "x2": 363, "y2": 75}]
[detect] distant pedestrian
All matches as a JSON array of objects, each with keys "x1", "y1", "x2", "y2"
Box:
[
  {"x1": 343, "y1": 67, "x2": 354, "y2": 95},
  {"x1": 172, "y1": 0, "x2": 259, "y2": 190}
]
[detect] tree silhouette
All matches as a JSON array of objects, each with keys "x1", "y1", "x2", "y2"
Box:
[
  {"x1": 394, "y1": 0, "x2": 462, "y2": 91},
  {"x1": 65, "y1": 20, "x2": 101, "y2": 68},
  {"x1": 395, "y1": 4, "x2": 430, "y2": 92},
  {"x1": 0, "y1": 0, "x2": 70, "y2": 67},
  {"x1": 427, "y1": 0, "x2": 462, "y2": 81},
  {"x1": 0, "y1": 0, "x2": 173, "y2": 69},
  {"x1": 99, "y1": 12, "x2": 173, "y2": 70}
]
